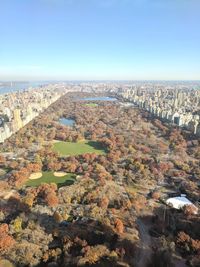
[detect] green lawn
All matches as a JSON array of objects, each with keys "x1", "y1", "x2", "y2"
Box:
[
  {"x1": 26, "y1": 171, "x2": 75, "y2": 187},
  {"x1": 84, "y1": 103, "x2": 98, "y2": 107},
  {"x1": 53, "y1": 140, "x2": 106, "y2": 156}
]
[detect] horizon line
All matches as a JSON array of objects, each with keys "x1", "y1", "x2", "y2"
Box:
[{"x1": 1, "y1": 79, "x2": 200, "y2": 82}]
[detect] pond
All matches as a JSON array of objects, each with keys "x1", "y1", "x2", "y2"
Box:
[
  {"x1": 76, "y1": 96, "x2": 118, "y2": 101},
  {"x1": 59, "y1": 118, "x2": 75, "y2": 126}
]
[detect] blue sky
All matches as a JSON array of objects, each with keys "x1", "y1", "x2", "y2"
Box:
[{"x1": 0, "y1": 0, "x2": 200, "y2": 80}]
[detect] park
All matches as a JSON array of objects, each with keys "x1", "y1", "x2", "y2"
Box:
[
  {"x1": 53, "y1": 140, "x2": 106, "y2": 156},
  {"x1": 26, "y1": 171, "x2": 75, "y2": 187}
]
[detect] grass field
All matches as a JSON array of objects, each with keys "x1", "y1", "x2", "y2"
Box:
[
  {"x1": 26, "y1": 171, "x2": 75, "y2": 187},
  {"x1": 53, "y1": 140, "x2": 106, "y2": 156},
  {"x1": 84, "y1": 103, "x2": 98, "y2": 107}
]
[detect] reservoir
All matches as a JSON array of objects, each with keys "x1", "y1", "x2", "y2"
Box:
[
  {"x1": 77, "y1": 96, "x2": 117, "y2": 101},
  {"x1": 59, "y1": 118, "x2": 75, "y2": 126}
]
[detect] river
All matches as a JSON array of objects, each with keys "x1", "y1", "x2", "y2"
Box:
[{"x1": 0, "y1": 81, "x2": 49, "y2": 94}]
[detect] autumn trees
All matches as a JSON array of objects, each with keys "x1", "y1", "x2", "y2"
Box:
[
  {"x1": 0, "y1": 224, "x2": 15, "y2": 255},
  {"x1": 114, "y1": 218, "x2": 124, "y2": 234},
  {"x1": 99, "y1": 196, "x2": 109, "y2": 210},
  {"x1": 177, "y1": 231, "x2": 200, "y2": 255},
  {"x1": 8, "y1": 167, "x2": 30, "y2": 188},
  {"x1": 35, "y1": 183, "x2": 59, "y2": 207},
  {"x1": 0, "y1": 91, "x2": 199, "y2": 267},
  {"x1": 25, "y1": 163, "x2": 42, "y2": 173},
  {"x1": 0, "y1": 155, "x2": 6, "y2": 167}
]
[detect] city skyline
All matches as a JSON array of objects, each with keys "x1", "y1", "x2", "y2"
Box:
[{"x1": 0, "y1": 0, "x2": 200, "y2": 80}]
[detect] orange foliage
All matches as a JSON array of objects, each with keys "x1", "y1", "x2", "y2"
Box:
[
  {"x1": 177, "y1": 231, "x2": 200, "y2": 254},
  {"x1": 183, "y1": 205, "x2": 198, "y2": 216},
  {"x1": 151, "y1": 191, "x2": 160, "y2": 200},
  {"x1": 26, "y1": 163, "x2": 42, "y2": 172},
  {"x1": 115, "y1": 218, "x2": 124, "y2": 234},
  {"x1": 0, "y1": 181, "x2": 9, "y2": 190},
  {"x1": 45, "y1": 192, "x2": 59, "y2": 207},
  {"x1": 99, "y1": 196, "x2": 109, "y2": 209},
  {"x1": 0, "y1": 224, "x2": 15, "y2": 254},
  {"x1": 0, "y1": 155, "x2": 5, "y2": 166},
  {"x1": 37, "y1": 183, "x2": 58, "y2": 207},
  {"x1": 9, "y1": 167, "x2": 30, "y2": 187}
]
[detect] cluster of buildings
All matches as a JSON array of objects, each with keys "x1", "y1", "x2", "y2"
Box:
[
  {"x1": 1, "y1": 81, "x2": 200, "y2": 143},
  {"x1": 0, "y1": 84, "x2": 65, "y2": 143},
  {"x1": 119, "y1": 82, "x2": 200, "y2": 136}
]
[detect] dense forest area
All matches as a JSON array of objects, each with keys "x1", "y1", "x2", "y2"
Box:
[{"x1": 0, "y1": 92, "x2": 199, "y2": 267}]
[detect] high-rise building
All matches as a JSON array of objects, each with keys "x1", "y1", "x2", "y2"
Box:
[{"x1": 13, "y1": 108, "x2": 23, "y2": 130}]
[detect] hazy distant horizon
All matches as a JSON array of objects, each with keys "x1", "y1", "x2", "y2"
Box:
[
  {"x1": 1, "y1": 79, "x2": 200, "y2": 83},
  {"x1": 0, "y1": 79, "x2": 200, "y2": 95}
]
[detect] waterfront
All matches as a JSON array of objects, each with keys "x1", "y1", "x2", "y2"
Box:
[{"x1": 0, "y1": 81, "x2": 49, "y2": 94}]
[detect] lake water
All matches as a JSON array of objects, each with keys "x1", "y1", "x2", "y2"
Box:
[
  {"x1": 0, "y1": 81, "x2": 49, "y2": 94},
  {"x1": 77, "y1": 96, "x2": 118, "y2": 101},
  {"x1": 59, "y1": 118, "x2": 75, "y2": 126}
]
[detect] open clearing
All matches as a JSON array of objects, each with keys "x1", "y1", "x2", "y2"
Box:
[
  {"x1": 84, "y1": 103, "x2": 98, "y2": 107},
  {"x1": 26, "y1": 171, "x2": 75, "y2": 187},
  {"x1": 53, "y1": 140, "x2": 106, "y2": 156}
]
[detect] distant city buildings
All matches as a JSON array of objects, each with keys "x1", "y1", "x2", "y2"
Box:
[
  {"x1": 0, "y1": 84, "x2": 66, "y2": 143},
  {"x1": 1, "y1": 81, "x2": 200, "y2": 143},
  {"x1": 119, "y1": 82, "x2": 200, "y2": 136}
]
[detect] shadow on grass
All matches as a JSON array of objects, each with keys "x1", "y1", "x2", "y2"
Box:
[
  {"x1": 87, "y1": 141, "x2": 108, "y2": 153},
  {"x1": 56, "y1": 178, "x2": 75, "y2": 189}
]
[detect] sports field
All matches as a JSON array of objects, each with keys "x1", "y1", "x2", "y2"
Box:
[
  {"x1": 84, "y1": 103, "x2": 98, "y2": 107},
  {"x1": 53, "y1": 140, "x2": 106, "y2": 156}
]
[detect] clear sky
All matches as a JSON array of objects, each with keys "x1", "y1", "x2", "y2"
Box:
[{"x1": 0, "y1": 0, "x2": 200, "y2": 81}]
